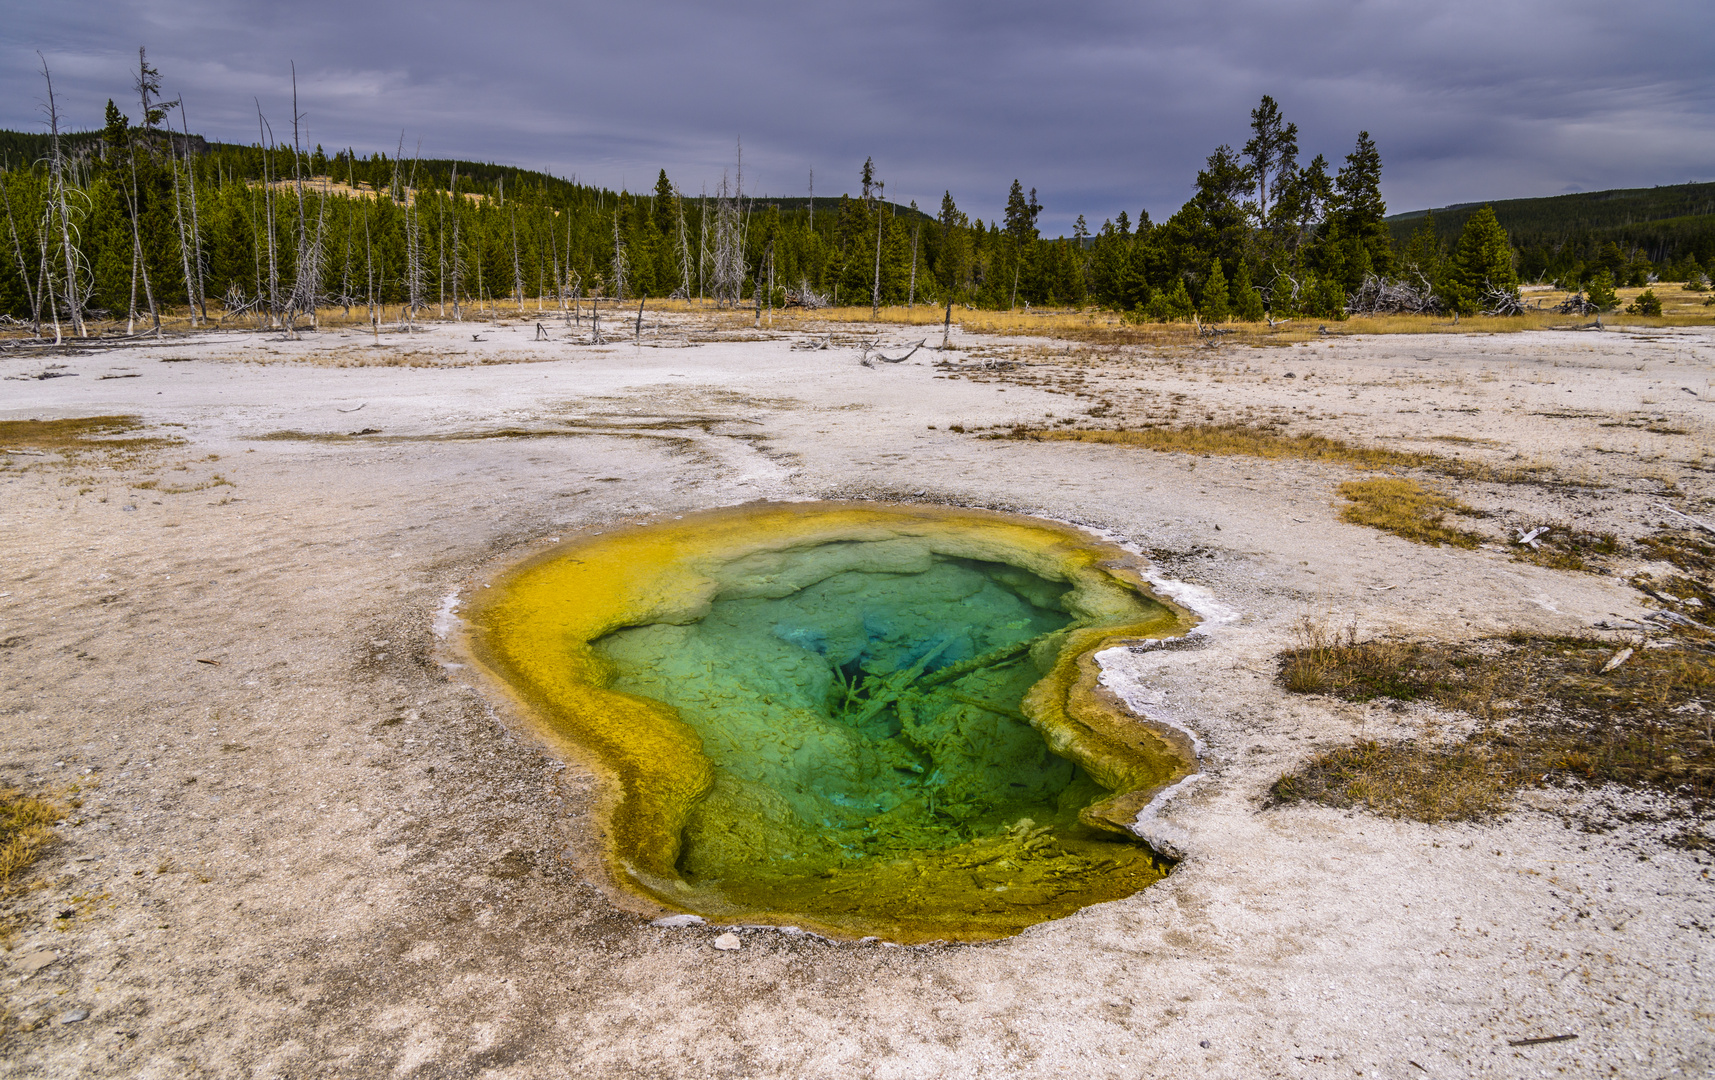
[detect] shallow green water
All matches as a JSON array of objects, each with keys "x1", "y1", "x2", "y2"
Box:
[{"x1": 595, "y1": 554, "x2": 1147, "y2": 909}]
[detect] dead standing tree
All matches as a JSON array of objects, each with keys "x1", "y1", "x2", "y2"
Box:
[
  {"x1": 711, "y1": 173, "x2": 743, "y2": 307},
  {"x1": 610, "y1": 209, "x2": 629, "y2": 301},
  {"x1": 448, "y1": 165, "x2": 465, "y2": 321},
  {"x1": 126, "y1": 49, "x2": 172, "y2": 337},
  {"x1": 40, "y1": 55, "x2": 88, "y2": 342},
  {"x1": 674, "y1": 187, "x2": 694, "y2": 300},
  {"x1": 511, "y1": 206, "x2": 526, "y2": 312},
  {"x1": 870, "y1": 175, "x2": 885, "y2": 320},
  {"x1": 255, "y1": 106, "x2": 280, "y2": 328},
  {"x1": 172, "y1": 97, "x2": 208, "y2": 324}
]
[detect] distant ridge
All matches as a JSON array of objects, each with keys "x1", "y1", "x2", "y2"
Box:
[{"x1": 1386, "y1": 181, "x2": 1715, "y2": 263}]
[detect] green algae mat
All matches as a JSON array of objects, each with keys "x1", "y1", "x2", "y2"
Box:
[{"x1": 466, "y1": 502, "x2": 1199, "y2": 941}]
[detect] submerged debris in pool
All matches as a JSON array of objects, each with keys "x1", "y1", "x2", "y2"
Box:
[{"x1": 467, "y1": 502, "x2": 1200, "y2": 941}]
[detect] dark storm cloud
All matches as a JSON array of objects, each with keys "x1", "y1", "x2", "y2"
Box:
[{"x1": 6, "y1": 0, "x2": 1713, "y2": 234}]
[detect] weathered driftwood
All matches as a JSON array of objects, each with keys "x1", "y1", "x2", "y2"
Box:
[
  {"x1": 1480, "y1": 281, "x2": 1525, "y2": 316},
  {"x1": 1344, "y1": 271, "x2": 1442, "y2": 316},
  {"x1": 782, "y1": 282, "x2": 830, "y2": 309}
]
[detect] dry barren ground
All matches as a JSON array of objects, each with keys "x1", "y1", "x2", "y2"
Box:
[{"x1": 1, "y1": 314, "x2": 1712, "y2": 1079}]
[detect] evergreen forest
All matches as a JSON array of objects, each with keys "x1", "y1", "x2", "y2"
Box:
[{"x1": 5, "y1": 56, "x2": 1710, "y2": 335}]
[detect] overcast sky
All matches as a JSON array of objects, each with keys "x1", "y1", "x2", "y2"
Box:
[{"x1": 7, "y1": 0, "x2": 1713, "y2": 235}]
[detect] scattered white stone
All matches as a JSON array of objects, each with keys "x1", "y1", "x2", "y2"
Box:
[
  {"x1": 650, "y1": 914, "x2": 705, "y2": 929},
  {"x1": 1602, "y1": 647, "x2": 1634, "y2": 673},
  {"x1": 712, "y1": 932, "x2": 742, "y2": 951},
  {"x1": 16, "y1": 951, "x2": 56, "y2": 975}
]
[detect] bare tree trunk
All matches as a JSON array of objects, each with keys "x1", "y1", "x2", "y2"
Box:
[
  {"x1": 765, "y1": 237, "x2": 775, "y2": 325},
  {"x1": 941, "y1": 297, "x2": 953, "y2": 349},
  {"x1": 364, "y1": 208, "x2": 377, "y2": 342},
  {"x1": 340, "y1": 213, "x2": 354, "y2": 319},
  {"x1": 168, "y1": 128, "x2": 199, "y2": 327},
  {"x1": 38, "y1": 215, "x2": 62, "y2": 345},
  {"x1": 258, "y1": 108, "x2": 279, "y2": 328},
  {"x1": 908, "y1": 223, "x2": 919, "y2": 309},
  {"x1": 512, "y1": 208, "x2": 525, "y2": 312},
  {"x1": 871, "y1": 181, "x2": 885, "y2": 320},
  {"x1": 676, "y1": 190, "x2": 692, "y2": 299},
  {"x1": 610, "y1": 210, "x2": 629, "y2": 301},
  {"x1": 285, "y1": 69, "x2": 313, "y2": 334},
  {"x1": 449, "y1": 166, "x2": 462, "y2": 321},
  {"x1": 549, "y1": 221, "x2": 561, "y2": 312},
  {"x1": 698, "y1": 189, "x2": 709, "y2": 303},
  {"x1": 181, "y1": 106, "x2": 207, "y2": 323},
  {"x1": 41, "y1": 55, "x2": 87, "y2": 339}
]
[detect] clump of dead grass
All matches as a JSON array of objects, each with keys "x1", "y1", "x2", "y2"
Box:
[
  {"x1": 1005, "y1": 422, "x2": 1559, "y2": 486},
  {"x1": 1336, "y1": 477, "x2": 1486, "y2": 549},
  {"x1": 1023, "y1": 422, "x2": 1439, "y2": 469},
  {"x1": 0, "y1": 415, "x2": 182, "y2": 470},
  {"x1": 1270, "y1": 739, "x2": 1523, "y2": 822},
  {"x1": 1, "y1": 785, "x2": 62, "y2": 895},
  {"x1": 1272, "y1": 618, "x2": 1715, "y2": 822},
  {"x1": 1512, "y1": 523, "x2": 1621, "y2": 572}
]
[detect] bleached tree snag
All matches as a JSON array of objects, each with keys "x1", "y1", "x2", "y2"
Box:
[
  {"x1": 449, "y1": 165, "x2": 464, "y2": 321},
  {"x1": 908, "y1": 223, "x2": 919, "y2": 308},
  {"x1": 512, "y1": 207, "x2": 526, "y2": 312},
  {"x1": 257, "y1": 106, "x2": 279, "y2": 328},
  {"x1": 176, "y1": 98, "x2": 208, "y2": 323},
  {"x1": 42, "y1": 58, "x2": 87, "y2": 340},
  {"x1": 168, "y1": 134, "x2": 199, "y2": 327},
  {"x1": 611, "y1": 210, "x2": 629, "y2": 301},
  {"x1": 675, "y1": 189, "x2": 693, "y2": 300},
  {"x1": 871, "y1": 178, "x2": 885, "y2": 320}
]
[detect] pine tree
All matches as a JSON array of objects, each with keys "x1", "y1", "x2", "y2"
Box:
[
  {"x1": 1242, "y1": 95, "x2": 1298, "y2": 231},
  {"x1": 1443, "y1": 206, "x2": 1516, "y2": 314},
  {"x1": 1231, "y1": 259, "x2": 1265, "y2": 321},
  {"x1": 1147, "y1": 277, "x2": 1195, "y2": 321},
  {"x1": 1585, "y1": 270, "x2": 1618, "y2": 312},
  {"x1": 1312, "y1": 131, "x2": 1392, "y2": 295},
  {"x1": 1002, "y1": 180, "x2": 1041, "y2": 308},
  {"x1": 1398, "y1": 211, "x2": 1445, "y2": 285},
  {"x1": 1201, "y1": 258, "x2": 1230, "y2": 320}
]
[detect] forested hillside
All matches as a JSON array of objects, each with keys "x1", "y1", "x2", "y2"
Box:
[
  {"x1": 4, "y1": 64, "x2": 1706, "y2": 335},
  {"x1": 1388, "y1": 183, "x2": 1715, "y2": 286}
]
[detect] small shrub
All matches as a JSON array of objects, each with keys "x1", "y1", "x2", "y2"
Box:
[
  {"x1": 1626, "y1": 289, "x2": 1662, "y2": 316},
  {"x1": 1585, "y1": 270, "x2": 1619, "y2": 311}
]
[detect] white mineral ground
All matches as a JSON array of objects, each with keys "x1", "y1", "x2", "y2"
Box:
[{"x1": 2, "y1": 314, "x2": 1711, "y2": 1078}]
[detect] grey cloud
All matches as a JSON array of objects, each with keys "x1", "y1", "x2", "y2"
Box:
[{"x1": 5, "y1": 0, "x2": 1711, "y2": 234}]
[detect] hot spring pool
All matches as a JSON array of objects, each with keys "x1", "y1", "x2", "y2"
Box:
[{"x1": 467, "y1": 502, "x2": 1198, "y2": 941}]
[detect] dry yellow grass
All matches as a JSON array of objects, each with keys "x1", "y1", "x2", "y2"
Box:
[
  {"x1": 1271, "y1": 619, "x2": 1715, "y2": 821},
  {"x1": 1009, "y1": 422, "x2": 1554, "y2": 485},
  {"x1": 0, "y1": 415, "x2": 182, "y2": 469},
  {"x1": 1023, "y1": 423, "x2": 1439, "y2": 469},
  {"x1": 1336, "y1": 477, "x2": 1485, "y2": 549},
  {"x1": 0, "y1": 786, "x2": 62, "y2": 895}
]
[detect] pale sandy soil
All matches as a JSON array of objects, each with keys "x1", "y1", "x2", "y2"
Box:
[{"x1": 1, "y1": 315, "x2": 1712, "y2": 1079}]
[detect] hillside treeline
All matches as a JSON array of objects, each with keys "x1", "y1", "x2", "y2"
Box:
[
  {"x1": 1388, "y1": 183, "x2": 1715, "y2": 289},
  {"x1": 2, "y1": 71, "x2": 1699, "y2": 333}
]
